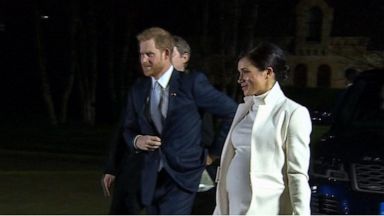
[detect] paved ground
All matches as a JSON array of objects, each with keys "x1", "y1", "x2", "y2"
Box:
[
  {"x1": 0, "y1": 149, "x2": 110, "y2": 214},
  {"x1": 0, "y1": 171, "x2": 110, "y2": 214},
  {"x1": 0, "y1": 123, "x2": 329, "y2": 214},
  {"x1": 0, "y1": 149, "x2": 216, "y2": 214}
]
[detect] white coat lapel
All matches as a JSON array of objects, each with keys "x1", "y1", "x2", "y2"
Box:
[
  {"x1": 217, "y1": 98, "x2": 252, "y2": 177},
  {"x1": 232, "y1": 101, "x2": 253, "y2": 128},
  {"x1": 215, "y1": 99, "x2": 253, "y2": 215}
]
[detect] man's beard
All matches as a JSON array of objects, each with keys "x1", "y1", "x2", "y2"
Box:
[{"x1": 142, "y1": 60, "x2": 164, "y2": 77}]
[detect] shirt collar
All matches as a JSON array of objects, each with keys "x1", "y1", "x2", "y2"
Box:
[
  {"x1": 152, "y1": 65, "x2": 174, "y2": 88},
  {"x1": 243, "y1": 82, "x2": 284, "y2": 105}
]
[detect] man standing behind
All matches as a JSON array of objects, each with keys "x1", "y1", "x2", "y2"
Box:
[
  {"x1": 102, "y1": 116, "x2": 143, "y2": 214},
  {"x1": 171, "y1": 35, "x2": 216, "y2": 166},
  {"x1": 171, "y1": 36, "x2": 191, "y2": 71},
  {"x1": 123, "y1": 27, "x2": 237, "y2": 214},
  {"x1": 172, "y1": 35, "x2": 220, "y2": 214}
]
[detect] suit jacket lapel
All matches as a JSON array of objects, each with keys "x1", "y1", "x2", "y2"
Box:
[
  {"x1": 140, "y1": 78, "x2": 159, "y2": 134},
  {"x1": 163, "y1": 70, "x2": 179, "y2": 131}
]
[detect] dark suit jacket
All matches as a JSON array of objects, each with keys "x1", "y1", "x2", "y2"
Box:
[
  {"x1": 122, "y1": 69, "x2": 237, "y2": 205},
  {"x1": 104, "y1": 119, "x2": 143, "y2": 214}
]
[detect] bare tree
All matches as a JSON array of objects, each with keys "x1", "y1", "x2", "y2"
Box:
[
  {"x1": 35, "y1": 5, "x2": 58, "y2": 126},
  {"x1": 329, "y1": 45, "x2": 384, "y2": 70},
  {"x1": 117, "y1": 28, "x2": 133, "y2": 104},
  {"x1": 229, "y1": 0, "x2": 258, "y2": 99},
  {"x1": 77, "y1": 0, "x2": 98, "y2": 126},
  {"x1": 105, "y1": 0, "x2": 117, "y2": 104},
  {"x1": 200, "y1": 0, "x2": 210, "y2": 70},
  {"x1": 59, "y1": 0, "x2": 78, "y2": 124},
  {"x1": 216, "y1": 0, "x2": 244, "y2": 97}
]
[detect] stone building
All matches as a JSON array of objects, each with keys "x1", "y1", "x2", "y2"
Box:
[{"x1": 284, "y1": 0, "x2": 383, "y2": 88}]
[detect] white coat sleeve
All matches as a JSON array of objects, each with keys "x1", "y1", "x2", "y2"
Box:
[{"x1": 286, "y1": 106, "x2": 312, "y2": 215}]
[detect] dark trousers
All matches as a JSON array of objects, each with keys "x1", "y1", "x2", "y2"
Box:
[
  {"x1": 109, "y1": 170, "x2": 142, "y2": 215},
  {"x1": 192, "y1": 164, "x2": 218, "y2": 214},
  {"x1": 110, "y1": 190, "x2": 142, "y2": 215},
  {"x1": 145, "y1": 170, "x2": 196, "y2": 215}
]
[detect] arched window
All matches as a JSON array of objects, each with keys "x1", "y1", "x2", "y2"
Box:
[
  {"x1": 317, "y1": 65, "x2": 331, "y2": 87},
  {"x1": 306, "y1": 7, "x2": 323, "y2": 42},
  {"x1": 294, "y1": 64, "x2": 308, "y2": 87}
]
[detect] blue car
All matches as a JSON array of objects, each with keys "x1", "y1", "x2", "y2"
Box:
[{"x1": 310, "y1": 69, "x2": 384, "y2": 214}]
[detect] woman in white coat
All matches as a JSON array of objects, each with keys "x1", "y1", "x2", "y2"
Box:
[{"x1": 214, "y1": 42, "x2": 312, "y2": 215}]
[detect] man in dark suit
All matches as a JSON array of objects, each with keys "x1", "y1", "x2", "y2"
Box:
[
  {"x1": 123, "y1": 27, "x2": 237, "y2": 214},
  {"x1": 102, "y1": 118, "x2": 143, "y2": 214},
  {"x1": 172, "y1": 35, "x2": 218, "y2": 214}
]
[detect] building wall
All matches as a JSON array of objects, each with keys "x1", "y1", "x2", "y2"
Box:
[
  {"x1": 287, "y1": 55, "x2": 353, "y2": 88},
  {"x1": 286, "y1": 0, "x2": 378, "y2": 89}
]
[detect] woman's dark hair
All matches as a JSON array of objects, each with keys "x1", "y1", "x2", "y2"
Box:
[{"x1": 239, "y1": 42, "x2": 289, "y2": 82}]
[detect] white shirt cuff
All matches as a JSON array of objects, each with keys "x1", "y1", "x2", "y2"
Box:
[{"x1": 133, "y1": 135, "x2": 142, "y2": 150}]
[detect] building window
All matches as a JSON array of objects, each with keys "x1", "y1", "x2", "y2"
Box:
[
  {"x1": 317, "y1": 64, "x2": 331, "y2": 87},
  {"x1": 306, "y1": 7, "x2": 323, "y2": 42},
  {"x1": 294, "y1": 64, "x2": 308, "y2": 87}
]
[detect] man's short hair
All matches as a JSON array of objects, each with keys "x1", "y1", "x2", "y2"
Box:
[
  {"x1": 137, "y1": 27, "x2": 174, "y2": 52},
  {"x1": 173, "y1": 35, "x2": 191, "y2": 56}
]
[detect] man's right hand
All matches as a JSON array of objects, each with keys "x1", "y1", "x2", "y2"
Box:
[
  {"x1": 102, "y1": 174, "x2": 116, "y2": 197},
  {"x1": 135, "y1": 135, "x2": 162, "y2": 151}
]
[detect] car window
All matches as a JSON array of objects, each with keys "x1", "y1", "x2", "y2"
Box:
[
  {"x1": 337, "y1": 78, "x2": 384, "y2": 129},
  {"x1": 352, "y1": 82, "x2": 384, "y2": 128}
]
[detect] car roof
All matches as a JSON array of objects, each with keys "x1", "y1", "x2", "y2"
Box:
[{"x1": 355, "y1": 69, "x2": 384, "y2": 82}]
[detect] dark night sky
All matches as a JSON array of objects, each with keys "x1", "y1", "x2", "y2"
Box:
[
  {"x1": 1, "y1": 0, "x2": 383, "y2": 123},
  {"x1": 0, "y1": 0, "x2": 204, "y2": 121}
]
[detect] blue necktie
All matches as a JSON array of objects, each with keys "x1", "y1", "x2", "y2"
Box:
[
  {"x1": 151, "y1": 81, "x2": 165, "y2": 171},
  {"x1": 151, "y1": 81, "x2": 164, "y2": 133}
]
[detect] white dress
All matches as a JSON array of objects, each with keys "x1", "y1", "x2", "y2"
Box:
[{"x1": 226, "y1": 94, "x2": 267, "y2": 215}]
